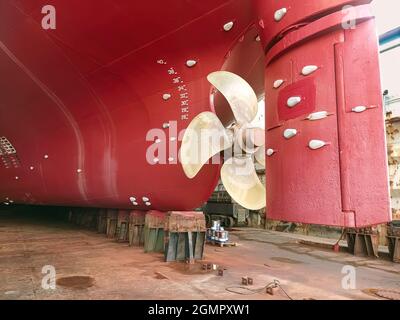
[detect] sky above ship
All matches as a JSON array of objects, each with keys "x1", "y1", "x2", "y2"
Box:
[{"x1": 372, "y1": 0, "x2": 400, "y2": 96}]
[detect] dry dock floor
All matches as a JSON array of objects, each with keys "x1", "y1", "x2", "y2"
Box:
[{"x1": 0, "y1": 211, "x2": 399, "y2": 300}]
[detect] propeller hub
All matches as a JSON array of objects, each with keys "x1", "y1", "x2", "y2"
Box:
[{"x1": 234, "y1": 124, "x2": 265, "y2": 155}]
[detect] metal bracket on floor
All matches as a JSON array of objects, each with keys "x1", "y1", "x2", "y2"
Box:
[{"x1": 346, "y1": 228, "x2": 379, "y2": 258}]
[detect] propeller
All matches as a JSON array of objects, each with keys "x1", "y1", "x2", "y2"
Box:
[{"x1": 180, "y1": 71, "x2": 266, "y2": 210}]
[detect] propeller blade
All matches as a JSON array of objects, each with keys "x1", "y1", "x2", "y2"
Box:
[
  {"x1": 180, "y1": 112, "x2": 233, "y2": 179},
  {"x1": 221, "y1": 156, "x2": 266, "y2": 210},
  {"x1": 207, "y1": 71, "x2": 258, "y2": 125},
  {"x1": 254, "y1": 145, "x2": 266, "y2": 167}
]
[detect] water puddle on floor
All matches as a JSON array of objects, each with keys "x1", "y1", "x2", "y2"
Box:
[{"x1": 56, "y1": 276, "x2": 95, "y2": 290}]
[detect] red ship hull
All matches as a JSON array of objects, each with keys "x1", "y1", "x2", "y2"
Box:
[
  {"x1": 0, "y1": 0, "x2": 391, "y2": 227},
  {"x1": 0, "y1": 0, "x2": 264, "y2": 211}
]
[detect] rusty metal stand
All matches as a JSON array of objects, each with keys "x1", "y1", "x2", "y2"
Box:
[
  {"x1": 387, "y1": 224, "x2": 400, "y2": 263},
  {"x1": 164, "y1": 231, "x2": 206, "y2": 263},
  {"x1": 106, "y1": 209, "x2": 118, "y2": 238},
  {"x1": 81, "y1": 210, "x2": 97, "y2": 229},
  {"x1": 346, "y1": 228, "x2": 379, "y2": 258},
  {"x1": 69, "y1": 208, "x2": 98, "y2": 229},
  {"x1": 164, "y1": 212, "x2": 206, "y2": 263},
  {"x1": 97, "y1": 209, "x2": 107, "y2": 234},
  {"x1": 387, "y1": 237, "x2": 400, "y2": 263},
  {"x1": 115, "y1": 210, "x2": 130, "y2": 242},
  {"x1": 128, "y1": 211, "x2": 145, "y2": 247},
  {"x1": 144, "y1": 227, "x2": 165, "y2": 253},
  {"x1": 143, "y1": 211, "x2": 166, "y2": 253}
]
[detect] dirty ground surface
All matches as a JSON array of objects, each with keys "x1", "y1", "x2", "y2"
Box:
[{"x1": 0, "y1": 212, "x2": 399, "y2": 300}]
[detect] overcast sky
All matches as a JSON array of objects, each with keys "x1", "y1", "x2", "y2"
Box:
[
  {"x1": 372, "y1": 0, "x2": 400, "y2": 96},
  {"x1": 371, "y1": 0, "x2": 399, "y2": 35}
]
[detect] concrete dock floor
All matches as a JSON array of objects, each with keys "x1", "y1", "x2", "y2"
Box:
[{"x1": 1, "y1": 211, "x2": 399, "y2": 300}]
